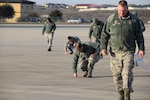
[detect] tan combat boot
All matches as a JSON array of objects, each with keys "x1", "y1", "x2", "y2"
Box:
[
  {"x1": 83, "y1": 71, "x2": 88, "y2": 77},
  {"x1": 87, "y1": 70, "x2": 92, "y2": 78},
  {"x1": 124, "y1": 88, "x2": 130, "y2": 100},
  {"x1": 117, "y1": 90, "x2": 124, "y2": 100}
]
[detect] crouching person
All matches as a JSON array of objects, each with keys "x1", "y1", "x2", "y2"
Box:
[
  {"x1": 64, "y1": 36, "x2": 81, "y2": 55},
  {"x1": 72, "y1": 42, "x2": 100, "y2": 78}
]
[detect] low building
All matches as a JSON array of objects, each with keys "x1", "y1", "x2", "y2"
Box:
[
  {"x1": 45, "y1": 3, "x2": 68, "y2": 9},
  {"x1": 0, "y1": 0, "x2": 35, "y2": 23},
  {"x1": 75, "y1": 4, "x2": 102, "y2": 9}
]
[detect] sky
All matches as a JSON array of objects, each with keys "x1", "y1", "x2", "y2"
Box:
[{"x1": 31, "y1": 0, "x2": 150, "y2": 5}]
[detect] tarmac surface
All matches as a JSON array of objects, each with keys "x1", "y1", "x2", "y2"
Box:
[{"x1": 0, "y1": 24, "x2": 150, "y2": 100}]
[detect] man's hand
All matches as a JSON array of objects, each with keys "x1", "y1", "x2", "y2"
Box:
[
  {"x1": 73, "y1": 73, "x2": 77, "y2": 78},
  {"x1": 90, "y1": 54, "x2": 94, "y2": 58},
  {"x1": 100, "y1": 49, "x2": 107, "y2": 56},
  {"x1": 89, "y1": 38, "x2": 91, "y2": 41},
  {"x1": 65, "y1": 51, "x2": 68, "y2": 55},
  {"x1": 138, "y1": 50, "x2": 145, "y2": 57},
  {"x1": 51, "y1": 30, "x2": 55, "y2": 33}
]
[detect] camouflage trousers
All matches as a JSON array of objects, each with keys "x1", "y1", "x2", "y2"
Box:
[
  {"x1": 78, "y1": 54, "x2": 100, "y2": 71},
  {"x1": 91, "y1": 36, "x2": 100, "y2": 44},
  {"x1": 110, "y1": 51, "x2": 134, "y2": 92}
]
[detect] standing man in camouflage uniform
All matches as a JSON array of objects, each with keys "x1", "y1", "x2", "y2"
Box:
[
  {"x1": 132, "y1": 11, "x2": 146, "y2": 67},
  {"x1": 64, "y1": 36, "x2": 81, "y2": 55},
  {"x1": 89, "y1": 18, "x2": 104, "y2": 43},
  {"x1": 100, "y1": 0, "x2": 145, "y2": 100},
  {"x1": 42, "y1": 17, "x2": 56, "y2": 51},
  {"x1": 72, "y1": 42, "x2": 100, "y2": 78}
]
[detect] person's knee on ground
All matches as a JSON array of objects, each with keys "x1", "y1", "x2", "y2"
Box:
[
  {"x1": 78, "y1": 60, "x2": 88, "y2": 77},
  {"x1": 87, "y1": 61, "x2": 94, "y2": 77},
  {"x1": 87, "y1": 56, "x2": 98, "y2": 77},
  {"x1": 81, "y1": 66, "x2": 88, "y2": 77}
]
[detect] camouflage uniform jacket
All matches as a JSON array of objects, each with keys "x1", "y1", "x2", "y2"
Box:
[
  {"x1": 42, "y1": 21, "x2": 56, "y2": 34},
  {"x1": 89, "y1": 20, "x2": 104, "y2": 40},
  {"x1": 72, "y1": 42, "x2": 100, "y2": 73},
  {"x1": 100, "y1": 12, "x2": 145, "y2": 53}
]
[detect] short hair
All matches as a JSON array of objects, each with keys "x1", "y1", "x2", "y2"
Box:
[
  {"x1": 68, "y1": 36, "x2": 72, "y2": 40},
  {"x1": 47, "y1": 17, "x2": 52, "y2": 22},
  {"x1": 118, "y1": 0, "x2": 128, "y2": 6},
  {"x1": 75, "y1": 42, "x2": 83, "y2": 51}
]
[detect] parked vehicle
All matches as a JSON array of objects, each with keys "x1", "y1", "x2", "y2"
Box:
[
  {"x1": 24, "y1": 17, "x2": 41, "y2": 23},
  {"x1": 67, "y1": 18, "x2": 82, "y2": 23},
  {"x1": 148, "y1": 20, "x2": 150, "y2": 24},
  {"x1": 67, "y1": 18, "x2": 92, "y2": 24},
  {"x1": 80, "y1": 18, "x2": 92, "y2": 23}
]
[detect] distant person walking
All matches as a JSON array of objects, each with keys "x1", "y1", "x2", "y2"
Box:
[
  {"x1": 132, "y1": 11, "x2": 146, "y2": 67},
  {"x1": 42, "y1": 17, "x2": 56, "y2": 51},
  {"x1": 131, "y1": 11, "x2": 145, "y2": 33},
  {"x1": 64, "y1": 36, "x2": 81, "y2": 55},
  {"x1": 89, "y1": 18, "x2": 104, "y2": 43},
  {"x1": 100, "y1": 0, "x2": 145, "y2": 100}
]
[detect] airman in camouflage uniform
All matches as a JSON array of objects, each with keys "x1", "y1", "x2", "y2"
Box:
[
  {"x1": 64, "y1": 36, "x2": 81, "y2": 55},
  {"x1": 132, "y1": 11, "x2": 146, "y2": 67},
  {"x1": 89, "y1": 18, "x2": 104, "y2": 43},
  {"x1": 131, "y1": 11, "x2": 145, "y2": 33},
  {"x1": 72, "y1": 42, "x2": 100, "y2": 78},
  {"x1": 42, "y1": 17, "x2": 56, "y2": 51},
  {"x1": 100, "y1": 0, "x2": 145, "y2": 100}
]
